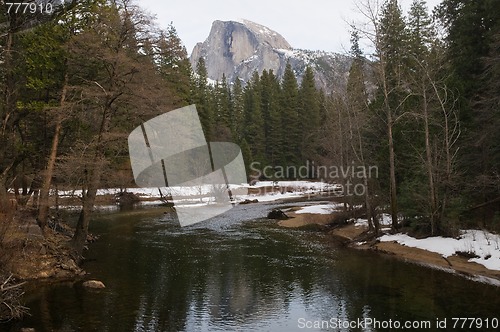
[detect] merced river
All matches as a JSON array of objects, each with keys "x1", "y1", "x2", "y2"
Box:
[{"x1": 7, "y1": 201, "x2": 500, "y2": 331}]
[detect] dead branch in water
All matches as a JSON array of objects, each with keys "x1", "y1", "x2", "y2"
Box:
[{"x1": 1, "y1": 273, "x2": 29, "y2": 321}]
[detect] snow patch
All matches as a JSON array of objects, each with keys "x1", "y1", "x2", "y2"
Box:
[
  {"x1": 295, "y1": 204, "x2": 339, "y2": 215},
  {"x1": 56, "y1": 181, "x2": 336, "y2": 209},
  {"x1": 379, "y1": 230, "x2": 500, "y2": 271}
]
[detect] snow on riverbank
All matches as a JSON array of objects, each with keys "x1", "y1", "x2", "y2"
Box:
[
  {"x1": 380, "y1": 230, "x2": 500, "y2": 271},
  {"x1": 248, "y1": 181, "x2": 339, "y2": 190},
  {"x1": 353, "y1": 214, "x2": 500, "y2": 271},
  {"x1": 354, "y1": 214, "x2": 393, "y2": 227},
  {"x1": 54, "y1": 181, "x2": 335, "y2": 207},
  {"x1": 295, "y1": 203, "x2": 342, "y2": 214}
]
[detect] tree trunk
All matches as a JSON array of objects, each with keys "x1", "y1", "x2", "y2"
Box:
[
  {"x1": 72, "y1": 155, "x2": 105, "y2": 257},
  {"x1": 427, "y1": 76, "x2": 460, "y2": 226},
  {"x1": 37, "y1": 73, "x2": 68, "y2": 233},
  {"x1": 336, "y1": 101, "x2": 348, "y2": 213},
  {"x1": 36, "y1": 119, "x2": 62, "y2": 231},
  {"x1": 72, "y1": 102, "x2": 111, "y2": 257},
  {"x1": 379, "y1": 47, "x2": 398, "y2": 232},
  {"x1": 364, "y1": 175, "x2": 379, "y2": 234},
  {"x1": 1, "y1": 21, "x2": 16, "y2": 136},
  {"x1": 388, "y1": 115, "x2": 398, "y2": 231},
  {"x1": 0, "y1": 19, "x2": 16, "y2": 213},
  {"x1": 72, "y1": 182, "x2": 99, "y2": 256},
  {"x1": 423, "y1": 88, "x2": 438, "y2": 235},
  {"x1": 0, "y1": 176, "x2": 8, "y2": 213}
]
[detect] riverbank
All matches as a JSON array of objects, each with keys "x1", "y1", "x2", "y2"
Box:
[
  {"x1": 0, "y1": 211, "x2": 86, "y2": 321},
  {"x1": 334, "y1": 223, "x2": 500, "y2": 284},
  {"x1": 1, "y1": 212, "x2": 84, "y2": 281},
  {"x1": 278, "y1": 207, "x2": 500, "y2": 285}
]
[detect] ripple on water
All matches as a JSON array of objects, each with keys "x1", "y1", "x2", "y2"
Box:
[{"x1": 14, "y1": 201, "x2": 500, "y2": 332}]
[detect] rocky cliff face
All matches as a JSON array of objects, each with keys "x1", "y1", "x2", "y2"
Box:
[{"x1": 190, "y1": 19, "x2": 352, "y2": 92}]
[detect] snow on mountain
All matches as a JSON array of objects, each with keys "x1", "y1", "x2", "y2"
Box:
[{"x1": 190, "y1": 19, "x2": 352, "y2": 92}]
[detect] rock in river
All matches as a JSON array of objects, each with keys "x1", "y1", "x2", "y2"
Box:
[
  {"x1": 267, "y1": 209, "x2": 289, "y2": 220},
  {"x1": 82, "y1": 280, "x2": 106, "y2": 289}
]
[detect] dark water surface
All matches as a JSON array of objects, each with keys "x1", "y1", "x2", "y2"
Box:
[{"x1": 5, "y1": 202, "x2": 500, "y2": 331}]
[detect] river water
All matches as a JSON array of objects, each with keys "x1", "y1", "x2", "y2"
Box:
[{"x1": 6, "y1": 201, "x2": 500, "y2": 331}]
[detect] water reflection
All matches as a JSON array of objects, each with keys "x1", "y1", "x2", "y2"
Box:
[{"x1": 9, "y1": 203, "x2": 500, "y2": 331}]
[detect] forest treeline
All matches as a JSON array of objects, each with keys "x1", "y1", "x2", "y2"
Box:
[{"x1": 0, "y1": 0, "x2": 498, "y2": 254}]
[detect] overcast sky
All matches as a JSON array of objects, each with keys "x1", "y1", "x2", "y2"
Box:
[{"x1": 137, "y1": 0, "x2": 442, "y2": 55}]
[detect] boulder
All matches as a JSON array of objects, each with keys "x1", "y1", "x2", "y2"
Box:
[
  {"x1": 82, "y1": 280, "x2": 106, "y2": 289},
  {"x1": 267, "y1": 209, "x2": 289, "y2": 220},
  {"x1": 115, "y1": 191, "x2": 140, "y2": 208}
]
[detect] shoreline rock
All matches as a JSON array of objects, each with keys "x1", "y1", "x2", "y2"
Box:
[
  {"x1": 82, "y1": 280, "x2": 106, "y2": 289},
  {"x1": 267, "y1": 209, "x2": 289, "y2": 220}
]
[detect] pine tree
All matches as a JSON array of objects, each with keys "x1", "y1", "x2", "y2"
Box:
[
  {"x1": 317, "y1": 89, "x2": 327, "y2": 123},
  {"x1": 379, "y1": 0, "x2": 409, "y2": 83},
  {"x1": 239, "y1": 138, "x2": 252, "y2": 175},
  {"x1": 437, "y1": 0, "x2": 497, "y2": 116},
  {"x1": 260, "y1": 70, "x2": 272, "y2": 141},
  {"x1": 243, "y1": 72, "x2": 265, "y2": 164},
  {"x1": 375, "y1": 0, "x2": 409, "y2": 230},
  {"x1": 157, "y1": 23, "x2": 192, "y2": 105},
  {"x1": 403, "y1": 0, "x2": 444, "y2": 233},
  {"x1": 438, "y1": 0, "x2": 500, "y2": 225},
  {"x1": 280, "y1": 62, "x2": 300, "y2": 167},
  {"x1": 193, "y1": 58, "x2": 214, "y2": 140},
  {"x1": 345, "y1": 29, "x2": 379, "y2": 231},
  {"x1": 261, "y1": 70, "x2": 283, "y2": 166},
  {"x1": 213, "y1": 74, "x2": 232, "y2": 140},
  {"x1": 298, "y1": 66, "x2": 319, "y2": 163},
  {"x1": 231, "y1": 78, "x2": 244, "y2": 140},
  {"x1": 407, "y1": 0, "x2": 435, "y2": 60}
]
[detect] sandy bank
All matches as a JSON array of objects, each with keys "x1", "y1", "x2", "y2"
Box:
[
  {"x1": 277, "y1": 208, "x2": 335, "y2": 228},
  {"x1": 276, "y1": 209, "x2": 500, "y2": 284}
]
